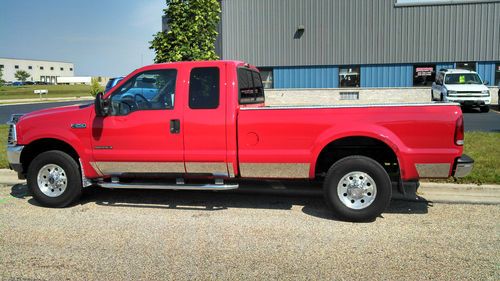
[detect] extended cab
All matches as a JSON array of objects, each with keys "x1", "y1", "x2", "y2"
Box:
[
  {"x1": 6, "y1": 61, "x2": 474, "y2": 221},
  {"x1": 432, "y1": 68, "x2": 491, "y2": 112}
]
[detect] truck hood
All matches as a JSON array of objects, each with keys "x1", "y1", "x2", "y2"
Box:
[
  {"x1": 445, "y1": 84, "x2": 489, "y2": 92},
  {"x1": 20, "y1": 104, "x2": 92, "y2": 121}
]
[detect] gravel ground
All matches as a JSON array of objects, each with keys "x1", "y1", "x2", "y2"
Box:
[{"x1": 0, "y1": 183, "x2": 499, "y2": 281}]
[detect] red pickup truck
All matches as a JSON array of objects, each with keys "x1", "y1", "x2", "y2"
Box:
[{"x1": 6, "y1": 60, "x2": 473, "y2": 221}]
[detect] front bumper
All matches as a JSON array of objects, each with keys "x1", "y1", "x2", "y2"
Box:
[
  {"x1": 7, "y1": 145, "x2": 24, "y2": 173},
  {"x1": 446, "y1": 96, "x2": 491, "y2": 106},
  {"x1": 453, "y1": 154, "x2": 474, "y2": 178}
]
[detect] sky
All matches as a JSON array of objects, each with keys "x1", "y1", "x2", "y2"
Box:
[{"x1": 0, "y1": 0, "x2": 165, "y2": 77}]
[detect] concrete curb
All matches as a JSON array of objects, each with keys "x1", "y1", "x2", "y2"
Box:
[{"x1": 1, "y1": 169, "x2": 498, "y2": 204}]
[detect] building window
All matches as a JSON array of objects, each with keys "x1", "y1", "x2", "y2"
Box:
[
  {"x1": 413, "y1": 65, "x2": 436, "y2": 86},
  {"x1": 339, "y1": 66, "x2": 360, "y2": 88},
  {"x1": 495, "y1": 64, "x2": 500, "y2": 86},
  {"x1": 456, "y1": 62, "x2": 476, "y2": 71},
  {"x1": 50, "y1": 67, "x2": 54, "y2": 70},
  {"x1": 70, "y1": 68, "x2": 73, "y2": 71},
  {"x1": 28, "y1": 66, "x2": 33, "y2": 70},
  {"x1": 60, "y1": 67, "x2": 64, "y2": 71},
  {"x1": 257, "y1": 68, "x2": 273, "y2": 89},
  {"x1": 40, "y1": 66, "x2": 44, "y2": 70},
  {"x1": 15, "y1": 65, "x2": 19, "y2": 69}
]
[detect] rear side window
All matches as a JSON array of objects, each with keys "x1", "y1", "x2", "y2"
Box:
[
  {"x1": 189, "y1": 67, "x2": 219, "y2": 109},
  {"x1": 238, "y1": 68, "x2": 265, "y2": 104}
]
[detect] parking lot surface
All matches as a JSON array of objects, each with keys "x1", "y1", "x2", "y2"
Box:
[{"x1": 0, "y1": 183, "x2": 498, "y2": 280}]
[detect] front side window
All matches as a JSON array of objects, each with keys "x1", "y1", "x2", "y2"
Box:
[
  {"x1": 339, "y1": 66, "x2": 360, "y2": 88},
  {"x1": 238, "y1": 68, "x2": 265, "y2": 104},
  {"x1": 189, "y1": 67, "x2": 219, "y2": 109},
  {"x1": 444, "y1": 73, "x2": 483, "y2": 85},
  {"x1": 109, "y1": 69, "x2": 177, "y2": 116},
  {"x1": 413, "y1": 65, "x2": 435, "y2": 86}
]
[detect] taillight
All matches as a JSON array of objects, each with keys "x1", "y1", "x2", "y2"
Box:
[{"x1": 455, "y1": 115, "x2": 464, "y2": 146}]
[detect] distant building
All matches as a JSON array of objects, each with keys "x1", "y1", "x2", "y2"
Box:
[
  {"x1": 57, "y1": 76, "x2": 110, "y2": 86},
  {"x1": 0, "y1": 57, "x2": 74, "y2": 84}
]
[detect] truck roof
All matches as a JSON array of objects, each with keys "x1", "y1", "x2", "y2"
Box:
[{"x1": 440, "y1": 68, "x2": 477, "y2": 74}]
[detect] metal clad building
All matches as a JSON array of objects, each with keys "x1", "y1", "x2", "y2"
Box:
[{"x1": 217, "y1": 0, "x2": 500, "y2": 88}]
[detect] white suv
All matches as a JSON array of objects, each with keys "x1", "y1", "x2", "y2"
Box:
[{"x1": 431, "y1": 69, "x2": 491, "y2": 112}]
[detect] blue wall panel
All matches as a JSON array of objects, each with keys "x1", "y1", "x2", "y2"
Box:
[
  {"x1": 360, "y1": 64, "x2": 412, "y2": 88},
  {"x1": 274, "y1": 66, "x2": 339, "y2": 88},
  {"x1": 477, "y1": 62, "x2": 497, "y2": 85}
]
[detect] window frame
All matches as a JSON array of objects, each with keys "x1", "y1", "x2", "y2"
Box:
[
  {"x1": 107, "y1": 69, "x2": 178, "y2": 116},
  {"x1": 188, "y1": 67, "x2": 220, "y2": 110},
  {"x1": 413, "y1": 64, "x2": 436, "y2": 87},
  {"x1": 339, "y1": 65, "x2": 361, "y2": 88},
  {"x1": 494, "y1": 63, "x2": 500, "y2": 86}
]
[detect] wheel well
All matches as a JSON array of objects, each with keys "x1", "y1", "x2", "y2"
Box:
[
  {"x1": 315, "y1": 136, "x2": 400, "y2": 181},
  {"x1": 20, "y1": 138, "x2": 80, "y2": 174}
]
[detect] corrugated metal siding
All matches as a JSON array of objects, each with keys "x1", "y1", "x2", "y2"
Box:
[
  {"x1": 221, "y1": 0, "x2": 500, "y2": 66},
  {"x1": 477, "y1": 61, "x2": 497, "y2": 84},
  {"x1": 274, "y1": 66, "x2": 339, "y2": 88},
  {"x1": 361, "y1": 64, "x2": 413, "y2": 87}
]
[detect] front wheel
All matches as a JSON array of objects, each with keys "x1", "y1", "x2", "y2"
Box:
[
  {"x1": 27, "y1": 150, "x2": 82, "y2": 207},
  {"x1": 323, "y1": 156, "x2": 392, "y2": 222},
  {"x1": 480, "y1": 105, "x2": 490, "y2": 113}
]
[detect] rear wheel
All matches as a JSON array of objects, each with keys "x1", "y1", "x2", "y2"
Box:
[
  {"x1": 323, "y1": 156, "x2": 392, "y2": 222},
  {"x1": 27, "y1": 150, "x2": 82, "y2": 207},
  {"x1": 480, "y1": 105, "x2": 490, "y2": 113}
]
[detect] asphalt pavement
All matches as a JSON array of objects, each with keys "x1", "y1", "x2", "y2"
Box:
[
  {"x1": 462, "y1": 107, "x2": 500, "y2": 132},
  {"x1": 0, "y1": 178, "x2": 498, "y2": 280}
]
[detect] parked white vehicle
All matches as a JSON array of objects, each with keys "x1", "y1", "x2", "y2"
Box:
[{"x1": 431, "y1": 69, "x2": 491, "y2": 112}]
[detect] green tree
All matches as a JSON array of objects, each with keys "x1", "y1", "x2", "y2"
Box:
[
  {"x1": 90, "y1": 77, "x2": 104, "y2": 97},
  {"x1": 14, "y1": 70, "x2": 30, "y2": 82},
  {"x1": 0, "y1": 67, "x2": 3, "y2": 86},
  {"x1": 150, "y1": 0, "x2": 221, "y2": 63}
]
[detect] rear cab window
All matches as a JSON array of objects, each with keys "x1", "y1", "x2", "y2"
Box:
[{"x1": 237, "y1": 68, "x2": 265, "y2": 105}]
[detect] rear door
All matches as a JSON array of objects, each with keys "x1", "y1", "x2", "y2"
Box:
[{"x1": 182, "y1": 63, "x2": 228, "y2": 176}]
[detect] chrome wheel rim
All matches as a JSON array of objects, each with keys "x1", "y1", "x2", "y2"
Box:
[
  {"x1": 37, "y1": 164, "x2": 68, "y2": 197},
  {"x1": 337, "y1": 171, "x2": 377, "y2": 210}
]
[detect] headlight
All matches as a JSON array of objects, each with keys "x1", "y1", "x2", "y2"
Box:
[
  {"x1": 447, "y1": 90, "x2": 457, "y2": 96},
  {"x1": 482, "y1": 90, "x2": 490, "y2": 96}
]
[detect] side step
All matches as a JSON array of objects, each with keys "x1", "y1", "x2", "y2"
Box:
[{"x1": 98, "y1": 180, "x2": 239, "y2": 191}]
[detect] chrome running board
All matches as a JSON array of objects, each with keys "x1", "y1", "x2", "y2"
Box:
[{"x1": 98, "y1": 181, "x2": 239, "y2": 191}]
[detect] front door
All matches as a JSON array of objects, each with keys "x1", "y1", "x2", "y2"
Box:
[{"x1": 91, "y1": 68, "x2": 184, "y2": 175}]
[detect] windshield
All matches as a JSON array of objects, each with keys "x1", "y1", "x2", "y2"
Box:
[{"x1": 444, "y1": 73, "x2": 483, "y2": 85}]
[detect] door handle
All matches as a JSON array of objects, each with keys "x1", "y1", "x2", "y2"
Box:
[{"x1": 170, "y1": 119, "x2": 180, "y2": 134}]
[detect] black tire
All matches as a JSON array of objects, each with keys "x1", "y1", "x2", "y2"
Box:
[
  {"x1": 27, "y1": 150, "x2": 82, "y2": 207},
  {"x1": 323, "y1": 155, "x2": 392, "y2": 222},
  {"x1": 480, "y1": 105, "x2": 490, "y2": 113},
  {"x1": 431, "y1": 90, "x2": 435, "y2": 101},
  {"x1": 440, "y1": 93, "x2": 444, "y2": 102}
]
